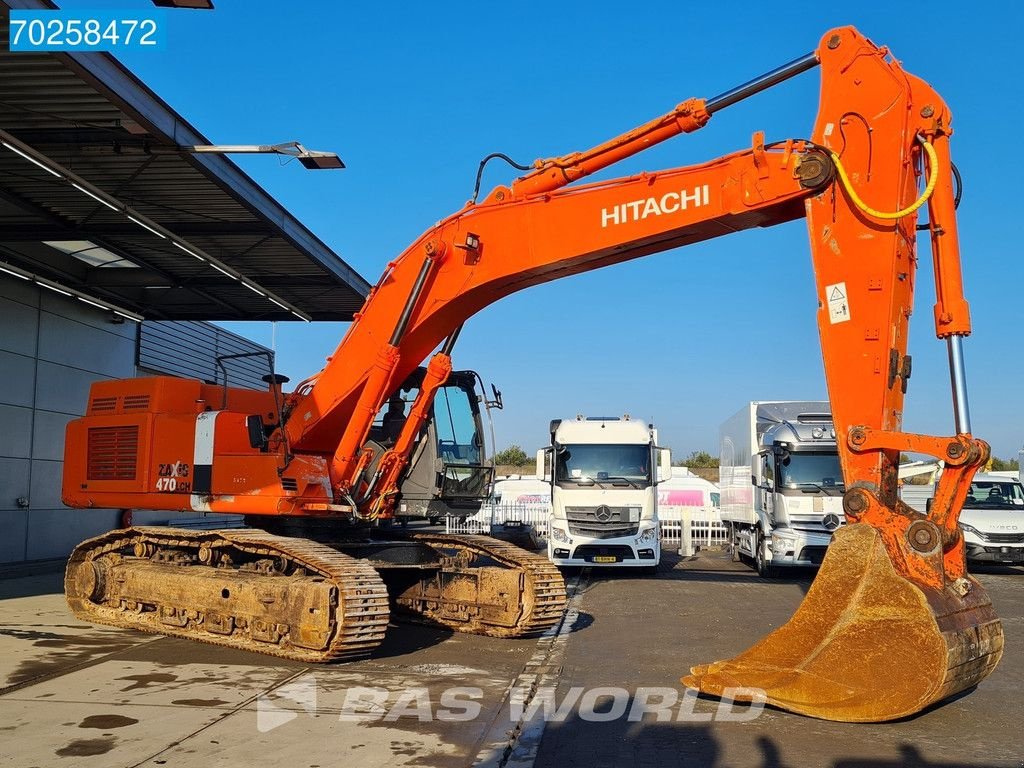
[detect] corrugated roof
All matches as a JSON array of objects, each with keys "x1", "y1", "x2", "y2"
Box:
[{"x1": 0, "y1": 1, "x2": 370, "y2": 321}]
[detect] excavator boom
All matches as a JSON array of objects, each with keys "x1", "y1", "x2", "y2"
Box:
[{"x1": 61, "y1": 26, "x2": 1002, "y2": 721}]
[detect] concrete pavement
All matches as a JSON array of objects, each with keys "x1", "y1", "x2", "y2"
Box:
[{"x1": 1, "y1": 551, "x2": 1020, "y2": 767}]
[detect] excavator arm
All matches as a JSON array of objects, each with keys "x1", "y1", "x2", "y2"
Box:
[
  {"x1": 289, "y1": 28, "x2": 977, "y2": 535},
  {"x1": 282, "y1": 25, "x2": 1002, "y2": 720}
]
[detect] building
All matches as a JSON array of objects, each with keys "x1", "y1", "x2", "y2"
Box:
[{"x1": 0, "y1": 2, "x2": 369, "y2": 564}]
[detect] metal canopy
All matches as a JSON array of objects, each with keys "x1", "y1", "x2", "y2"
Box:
[{"x1": 0, "y1": 1, "x2": 370, "y2": 321}]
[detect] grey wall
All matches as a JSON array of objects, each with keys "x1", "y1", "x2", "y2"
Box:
[
  {"x1": 0, "y1": 275, "x2": 275, "y2": 563},
  {"x1": 0, "y1": 274, "x2": 135, "y2": 563},
  {"x1": 138, "y1": 320, "x2": 272, "y2": 390}
]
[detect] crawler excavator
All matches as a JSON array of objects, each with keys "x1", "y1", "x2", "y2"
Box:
[{"x1": 62, "y1": 26, "x2": 1003, "y2": 722}]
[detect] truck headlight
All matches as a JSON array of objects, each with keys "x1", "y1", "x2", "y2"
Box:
[
  {"x1": 636, "y1": 526, "x2": 658, "y2": 545},
  {"x1": 770, "y1": 531, "x2": 795, "y2": 555},
  {"x1": 551, "y1": 526, "x2": 570, "y2": 544},
  {"x1": 959, "y1": 523, "x2": 982, "y2": 539}
]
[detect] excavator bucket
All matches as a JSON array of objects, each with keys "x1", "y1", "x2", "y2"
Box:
[{"x1": 683, "y1": 523, "x2": 1004, "y2": 722}]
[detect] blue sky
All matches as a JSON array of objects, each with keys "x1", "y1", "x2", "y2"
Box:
[{"x1": 77, "y1": 0, "x2": 1024, "y2": 460}]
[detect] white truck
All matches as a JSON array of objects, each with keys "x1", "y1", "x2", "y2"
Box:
[
  {"x1": 720, "y1": 401, "x2": 845, "y2": 577},
  {"x1": 538, "y1": 415, "x2": 671, "y2": 569},
  {"x1": 909, "y1": 472, "x2": 1024, "y2": 566}
]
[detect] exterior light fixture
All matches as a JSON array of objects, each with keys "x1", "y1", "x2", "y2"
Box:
[
  {"x1": 71, "y1": 183, "x2": 118, "y2": 211},
  {"x1": 2, "y1": 141, "x2": 62, "y2": 177},
  {"x1": 0, "y1": 264, "x2": 30, "y2": 280},
  {"x1": 298, "y1": 152, "x2": 345, "y2": 171},
  {"x1": 184, "y1": 141, "x2": 345, "y2": 170},
  {"x1": 152, "y1": 0, "x2": 214, "y2": 9},
  {"x1": 173, "y1": 242, "x2": 205, "y2": 261},
  {"x1": 0, "y1": 261, "x2": 144, "y2": 321}
]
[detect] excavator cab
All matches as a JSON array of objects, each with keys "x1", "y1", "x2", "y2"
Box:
[{"x1": 369, "y1": 368, "x2": 499, "y2": 522}]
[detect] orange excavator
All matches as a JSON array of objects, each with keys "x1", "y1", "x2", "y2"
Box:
[{"x1": 62, "y1": 26, "x2": 1002, "y2": 722}]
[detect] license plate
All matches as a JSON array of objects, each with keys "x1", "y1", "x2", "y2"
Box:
[{"x1": 593, "y1": 555, "x2": 618, "y2": 563}]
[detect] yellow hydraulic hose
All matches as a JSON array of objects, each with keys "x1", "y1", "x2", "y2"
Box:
[{"x1": 830, "y1": 137, "x2": 938, "y2": 219}]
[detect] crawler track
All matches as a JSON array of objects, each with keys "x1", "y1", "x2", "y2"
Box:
[
  {"x1": 65, "y1": 527, "x2": 390, "y2": 662},
  {"x1": 66, "y1": 527, "x2": 568, "y2": 662},
  {"x1": 395, "y1": 532, "x2": 567, "y2": 637}
]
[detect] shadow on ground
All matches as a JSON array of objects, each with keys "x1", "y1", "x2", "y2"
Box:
[
  {"x1": 573, "y1": 550, "x2": 817, "y2": 595},
  {"x1": 537, "y1": 705, "x2": 1013, "y2": 768},
  {"x1": 0, "y1": 567, "x2": 64, "y2": 600}
]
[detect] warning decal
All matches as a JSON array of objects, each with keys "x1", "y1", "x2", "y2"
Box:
[{"x1": 826, "y1": 282, "x2": 850, "y2": 324}]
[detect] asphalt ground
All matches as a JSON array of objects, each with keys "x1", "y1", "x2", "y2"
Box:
[{"x1": 1, "y1": 548, "x2": 1020, "y2": 768}]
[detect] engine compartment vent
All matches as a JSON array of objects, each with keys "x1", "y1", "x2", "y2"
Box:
[
  {"x1": 90, "y1": 396, "x2": 117, "y2": 413},
  {"x1": 87, "y1": 425, "x2": 139, "y2": 480},
  {"x1": 122, "y1": 394, "x2": 151, "y2": 411},
  {"x1": 281, "y1": 477, "x2": 299, "y2": 492}
]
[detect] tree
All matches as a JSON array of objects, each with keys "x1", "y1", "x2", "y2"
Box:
[
  {"x1": 675, "y1": 450, "x2": 719, "y2": 468},
  {"x1": 494, "y1": 445, "x2": 531, "y2": 466},
  {"x1": 990, "y1": 456, "x2": 1020, "y2": 472}
]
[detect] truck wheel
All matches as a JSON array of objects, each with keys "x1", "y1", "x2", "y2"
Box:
[{"x1": 755, "y1": 533, "x2": 778, "y2": 579}]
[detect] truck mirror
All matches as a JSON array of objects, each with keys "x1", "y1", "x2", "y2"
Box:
[
  {"x1": 657, "y1": 447, "x2": 672, "y2": 482},
  {"x1": 536, "y1": 448, "x2": 547, "y2": 481}
]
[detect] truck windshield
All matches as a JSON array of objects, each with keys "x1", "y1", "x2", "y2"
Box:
[
  {"x1": 555, "y1": 444, "x2": 650, "y2": 485},
  {"x1": 966, "y1": 481, "x2": 1024, "y2": 507},
  {"x1": 778, "y1": 451, "x2": 844, "y2": 490}
]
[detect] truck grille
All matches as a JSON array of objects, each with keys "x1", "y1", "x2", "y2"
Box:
[
  {"x1": 566, "y1": 506, "x2": 640, "y2": 539},
  {"x1": 87, "y1": 426, "x2": 139, "y2": 480},
  {"x1": 981, "y1": 532, "x2": 1024, "y2": 544},
  {"x1": 569, "y1": 523, "x2": 640, "y2": 539},
  {"x1": 788, "y1": 513, "x2": 841, "y2": 534}
]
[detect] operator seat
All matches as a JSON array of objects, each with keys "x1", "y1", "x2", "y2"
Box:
[{"x1": 987, "y1": 487, "x2": 1006, "y2": 504}]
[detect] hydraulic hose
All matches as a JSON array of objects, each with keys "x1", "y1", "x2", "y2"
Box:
[{"x1": 831, "y1": 136, "x2": 938, "y2": 220}]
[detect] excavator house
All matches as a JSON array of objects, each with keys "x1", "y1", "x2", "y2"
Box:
[{"x1": 61, "y1": 26, "x2": 1002, "y2": 722}]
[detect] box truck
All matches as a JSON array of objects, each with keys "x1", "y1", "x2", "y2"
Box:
[{"x1": 720, "y1": 401, "x2": 844, "y2": 577}]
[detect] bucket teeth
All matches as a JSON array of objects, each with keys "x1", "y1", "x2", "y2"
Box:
[{"x1": 683, "y1": 524, "x2": 1004, "y2": 722}]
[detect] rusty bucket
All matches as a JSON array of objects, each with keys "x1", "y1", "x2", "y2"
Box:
[{"x1": 683, "y1": 523, "x2": 1003, "y2": 722}]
